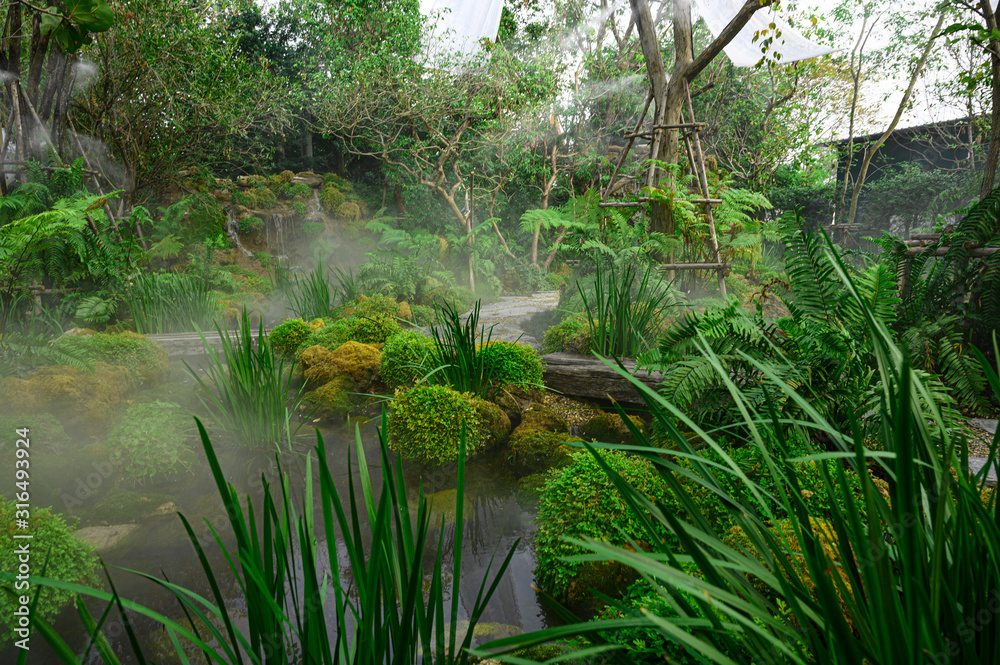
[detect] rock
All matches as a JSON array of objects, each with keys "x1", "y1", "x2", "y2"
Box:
[
  {"x1": 541, "y1": 353, "x2": 663, "y2": 405},
  {"x1": 61, "y1": 327, "x2": 98, "y2": 337},
  {"x1": 146, "y1": 502, "x2": 180, "y2": 518},
  {"x1": 291, "y1": 172, "x2": 324, "y2": 188},
  {"x1": 472, "y1": 398, "x2": 512, "y2": 449},
  {"x1": 518, "y1": 405, "x2": 568, "y2": 434},
  {"x1": 73, "y1": 524, "x2": 140, "y2": 552},
  {"x1": 508, "y1": 430, "x2": 581, "y2": 475},
  {"x1": 579, "y1": 412, "x2": 646, "y2": 445}
]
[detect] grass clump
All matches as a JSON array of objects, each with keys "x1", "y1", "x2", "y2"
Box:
[
  {"x1": 188, "y1": 308, "x2": 304, "y2": 449},
  {"x1": 388, "y1": 384, "x2": 483, "y2": 464},
  {"x1": 380, "y1": 330, "x2": 436, "y2": 388},
  {"x1": 127, "y1": 272, "x2": 218, "y2": 334},
  {"x1": 426, "y1": 299, "x2": 496, "y2": 397},
  {"x1": 52, "y1": 331, "x2": 168, "y2": 387}
]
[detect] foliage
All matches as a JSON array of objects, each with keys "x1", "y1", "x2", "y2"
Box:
[
  {"x1": 578, "y1": 260, "x2": 682, "y2": 359},
  {"x1": 541, "y1": 315, "x2": 593, "y2": 354},
  {"x1": 238, "y1": 216, "x2": 264, "y2": 235},
  {"x1": 126, "y1": 272, "x2": 219, "y2": 334},
  {"x1": 285, "y1": 264, "x2": 342, "y2": 320},
  {"x1": 534, "y1": 449, "x2": 674, "y2": 604},
  {"x1": 0, "y1": 502, "x2": 98, "y2": 644},
  {"x1": 425, "y1": 299, "x2": 496, "y2": 397},
  {"x1": 380, "y1": 330, "x2": 436, "y2": 389},
  {"x1": 479, "y1": 341, "x2": 544, "y2": 390},
  {"x1": 388, "y1": 384, "x2": 483, "y2": 464},
  {"x1": 187, "y1": 308, "x2": 304, "y2": 449},
  {"x1": 482, "y1": 229, "x2": 1000, "y2": 665},
  {"x1": 105, "y1": 402, "x2": 197, "y2": 486},
  {"x1": 268, "y1": 318, "x2": 314, "y2": 356},
  {"x1": 11, "y1": 416, "x2": 516, "y2": 665},
  {"x1": 51, "y1": 332, "x2": 168, "y2": 386}
]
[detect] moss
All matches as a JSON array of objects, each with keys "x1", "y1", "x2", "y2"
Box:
[
  {"x1": 0, "y1": 363, "x2": 134, "y2": 437},
  {"x1": 542, "y1": 315, "x2": 592, "y2": 354},
  {"x1": 350, "y1": 293, "x2": 406, "y2": 320},
  {"x1": 388, "y1": 384, "x2": 483, "y2": 464},
  {"x1": 0, "y1": 501, "x2": 99, "y2": 644},
  {"x1": 270, "y1": 318, "x2": 313, "y2": 356},
  {"x1": 508, "y1": 430, "x2": 582, "y2": 475},
  {"x1": 278, "y1": 169, "x2": 295, "y2": 183},
  {"x1": 535, "y1": 450, "x2": 674, "y2": 607},
  {"x1": 321, "y1": 185, "x2": 346, "y2": 213},
  {"x1": 398, "y1": 301, "x2": 412, "y2": 322},
  {"x1": 411, "y1": 304, "x2": 435, "y2": 326},
  {"x1": 0, "y1": 414, "x2": 68, "y2": 451},
  {"x1": 518, "y1": 405, "x2": 568, "y2": 434},
  {"x1": 471, "y1": 397, "x2": 511, "y2": 449},
  {"x1": 239, "y1": 216, "x2": 263, "y2": 235},
  {"x1": 301, "y1": 376, "x2": 355, "y2": 420},
  {"x1": 351, "y1": 314, "x2": 401, "y2": 345},
  {"x1": 91, "y1": 487, "x2": 174, "y2": 525},
  {"x1": 105, "y1": 402, "x2": 198, "y2": 486},
  {"x1": 479, "y1": 341, "x2": 544, "y2": 390},
  {"x1": 579, "y1": 412, "x2": 646, "y2": 445},
  {"x1": 52, "y1": 331, "x2": 168, "y2": 387},
  {"x1": 302, "y1": 341, "x2": 381, "y2": 391},
  {"x1": 249, "y1": 186, "x2": 277, "y2": 209},
  {"x1": 335, "y1": 201, "x2": 361, "y2": 221},
  {"x1": 515, "y1": 472, "x2": 551, "y2": 509},
  {"x1": 380, "y1": 330, "x2": 435, "y2": 388}
]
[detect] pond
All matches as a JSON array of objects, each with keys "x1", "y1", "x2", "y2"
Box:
[{"x1": 1, "y1": 359, "x2": 549, "y2": 664}]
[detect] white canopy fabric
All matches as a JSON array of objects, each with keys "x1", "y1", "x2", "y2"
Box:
[
  {"x1": 693, "y1": 0, "x2": 840, "y2": 67},
  {"x1": 419, "y1": 0, "x2": 505, "y2": 60}
]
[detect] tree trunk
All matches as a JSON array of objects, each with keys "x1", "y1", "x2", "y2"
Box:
[{"x1": 980, "y1": 0, "x2": 1000, "y2": 198}]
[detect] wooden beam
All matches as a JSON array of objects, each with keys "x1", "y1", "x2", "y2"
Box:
[
  {"x1": 905, "y1": 246, "x2": 999, "y2": 257},
  {"x1": 660, "y1": 262, "x2": 729, "y2": 270}
]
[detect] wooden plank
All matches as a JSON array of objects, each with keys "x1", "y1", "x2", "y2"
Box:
[
  {"x1": 905, "y1": 246, "x2": 999, "y2": 257},
  {"x1": 660, "y1": 262, "x2": 728, "y2": 270},
  {"x1": 542, "y1": 352, "x2": 663, "y2": 405}
]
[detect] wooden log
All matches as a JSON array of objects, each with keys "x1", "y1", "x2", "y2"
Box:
[
  {"x1": 904, "y1": 246, "x2": 999, "y2": 257},
  {"x1": 541, "y1": 353, "x2": 663, "y2": 405},
  {"x1": 660, "y1": 261, "x2": 729, "y2": 270},
  {"x1": 911, "y1": 233, "x2": 941, "y2": 240}
]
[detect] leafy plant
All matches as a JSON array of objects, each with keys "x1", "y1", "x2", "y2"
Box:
[
  {"x1": 105, "y1": 402, "x2": 197, "y2": 486},
  {"x1": 187, "y1": 308, "x2": 305, "y2": 449},
  {"x1": 286, "y1": 264, "x2": 342, "y2": 320},
  {"x1": 126, "y1": 271, "x2": 219, "y2": 334},
  {"x1": 578, "y1": 260, "x2": 681, "y2": 359},
  {"x1": 380, "y1": 330, "x2": 437, "y2": 388},
  {"x1": 388, "y1": 383, "x2": 484, "y2": 464},
  {"x1": 425, "y1": 299, "x2": 497, "y2": 397}
]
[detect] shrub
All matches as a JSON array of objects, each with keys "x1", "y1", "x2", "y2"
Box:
[
  {"x1": 301, "y1": 376, "x2": 354, "y2": 420},
  {"x1": 0, "y1": 501, "x2": 98, "y2": 644},
  {"x1": 269, "y1": 318, "x2": 313, "y2": 356},
  {"x1": 292, "y1": 202, "x2": 308, "y2": 217},
  {"x1": 351, "y1": 314, "x2": 401, "y2": 345},
  {"x1": 238, "y1": 216, "x2": 263, "y2": 235},
  {"x1": 380, "y1": 330, "x2": 436, "y2": 388},
  {"x1": 479, "y1": 341, "x2": 544, "y2": 389},
  {"x1": 323, "y1": 172, "x2": 354, "y2": 192},
  {"x1": 52, "y1": 331, "x2": 168, "y2": 387},
  {"x1": 300, "y1": 221, "x2": 323, "y2": 237},
  {"x1": 248, "y1": 187, "x2": 277, "y2": 210},
  {"x1": 105, "y1": 402, "x2": 198, "y2": 486},
  {"x1": 321, "y1": 186, "x2": 345, "y2": 213},
  {"x1": 542, "y1": 315, "x2": 592, "y2": 354},
  {"x1": 534, "y1": 449, "x2": 674, "y2": 605},
  {"x1": 387, "y1": 384, "x2": 483, "y2": 464},
  {"x1": 335, "y1": 201, "x2": 361, "y2": 221},
  {"x1": 350, "y1": 293, "x2": 405, "y2": 320},
  {"x1": 283, "y1": 183, "x2": 311, "y2": 200}
]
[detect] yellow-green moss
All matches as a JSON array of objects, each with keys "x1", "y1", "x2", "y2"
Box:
[
  {"x1": 508, "y1": 430, "x2": 583, "y2": 475},
  {"x1": 471, "y1": 397, "x2": 511, "y2": 450},
  {"x1": 301, "y1": 376, "x2": 355, "y2": 420},
  {"x1": 302, "y1": 341, "x2": 381, "y2": 391},
  {"x1": 579, "y1": 412, "x2": 646, "y2": 446},
  {"x1": 52, "y1": 331, "x2": 168, "y2": 387},
  {"x1": 388, "y1": 384, "x2": 483, "y2": 464}
]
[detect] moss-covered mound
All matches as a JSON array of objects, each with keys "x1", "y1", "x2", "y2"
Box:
[
  {"x1": 387, "y1": 384, "x2": 484, "y2": 464},
  {"x1": 479, "y1": 340, "x2": 544, "y2": 390},
  {"x1": 0, "y1": 363, "x2": 134, "y2": 437},
  {"x1": 508, "y1": 429, "x2": 583, "y2": 475},
  {"x1": 105, "y1": 402, "x2": 198, "y2": 486},
  {"x1": 579, "y1": 412, "x2": 646, "y2": 445},
  {"x1": 0, "y1": 501, "x2": 99, "y2": 644},
  {"x1": 52, "y1": 331, "x2": 168, "y2": 387},
  {"x1": 380, "y1": 330, "x2": 435, "y2": 388},
  {"x1": 302, "y1": 341, "x2": 382, "y2": 391},
  {"x1": 301, "y1": 375, "x2": 355, "y2": 421},
  {"x1": 471, "y1": 397, "x2": 512, "y2": 450},
  {"x1": 269, "y1": 318, "x2": 315, "y2": 356},
  {"x1": 534, "y1": 450, "x2": 674, "y2": 608},
  {"x1": 542, "y1": 316, "x2": 592, "y2": 354}
]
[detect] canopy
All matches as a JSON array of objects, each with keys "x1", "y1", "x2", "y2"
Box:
[
  {"x1": 694, "y1": 0, "x2": 839, "y2": 67},
  {"x1": 419, "y1": 0, "x2": 505, "y2": 60}
]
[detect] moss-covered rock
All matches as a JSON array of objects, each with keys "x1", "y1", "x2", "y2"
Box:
[
  {"x1": 52, "y1": 331, "x2": 168, "y2": 387},
  {"x1": 579, "y1": 412, "x2": 646, "y2": 445},
  {"x1": 479, "y1": 341, "x2": 544, "y2": 389},
  {"x1": 535, "y1": 450, "x2": 674, "y2": 609},
  {"x1": 105, "y1": 402, "x2": 198, "y2": 486},
  {"x1": 301, "y1": 375, "x2": 355, "y2": 420},
  {"x1": 380, "y1": 330, "x2": 435, "y2": 388},
  {"x1": 269, "y1": 318, "x2": 314, "y2": 356},
  {"x1": 508, "y1": 430, "x2": 583, "y2": 475},
  {"x1": 542, "y1": 316, "x2": 592, "y2": 354},
  {"x1": 90, "y1": 487, "x2": 175, "y2": 525},
  {"x1": 514, "y1": 472, "x2": 551, "y2": 509},
  {"x1": 471, "y1": 397, "x2": 512, "y2": 450},
  {"x1": 0, "y1": 363, "x2": 134, "y2": 437},
  {"x1": 303, "y1": 341, "x2": 381, "y2": 390},
  {"x1": 388, "y1": 384, "x2": 484, "y2": 464},
  {"x1": 0, "y1": 414, "x2": 69, "y2": 451},
  {"x1": 0, "y1": 501, "x2": 99, "y2": 644},
  {"x1": 517, "y1": 405, "x2": 568, "y2": 435}
]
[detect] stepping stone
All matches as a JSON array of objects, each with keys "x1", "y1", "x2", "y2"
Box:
[
  {"x1": 969, "y1": 418, "x2": 998, "y2": 436},
  {"x1": 967, "y1": 457, "x2": 999, "y2": 486},
  {"x1": 73, "y1": 524, "x2": 140, "y2": 552}
]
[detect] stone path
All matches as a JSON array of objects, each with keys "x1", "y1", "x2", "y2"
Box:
[
  {"x1": 470, "y1": 291, "x2": 561, "y2": 349},
  {"x1": 968, "y1": 418, "x2": 998, "y2": 486}
]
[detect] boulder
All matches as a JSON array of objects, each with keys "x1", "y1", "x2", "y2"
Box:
[
  {"x1": 73, "y1": 524, "x2": 140, "y2": 552},
  {"x1": 291, "y1": 172, "x2": 324, "y2": 188}
]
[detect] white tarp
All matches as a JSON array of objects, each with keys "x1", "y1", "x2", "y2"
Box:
[
  {"x1": 419, "y1": 0, "x2": 505, "y2": 60},
  {"x1": 693, "y1": 0, "x2": 840, "y2": 67}
]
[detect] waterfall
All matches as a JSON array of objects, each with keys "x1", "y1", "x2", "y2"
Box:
[
  {"x1": 225, "y1": 211, "x2": 254, "y2": 257},
  {"x1": 264, "y1": 212, "x2": 295, "y2": 256}
]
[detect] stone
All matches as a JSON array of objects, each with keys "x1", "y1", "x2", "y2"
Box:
[
  {"x1": 541, "y1": 353, "x2": 663, "y2": 405},
  {"x1": 579, "y1": 412, "x2": 646, "y2": 445},
  {"x1": 73, "y1": 524, "x2": 140, "y2": 552},
  {"x1": 291, "y1": 172, "x2": 324, "y2": 188}
]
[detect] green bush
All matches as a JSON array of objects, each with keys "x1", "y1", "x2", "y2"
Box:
[
  {"x1": 0, "y1": 501, "x2": 98, "y2": 644},
  {"x1": 351, "y1": 314, "x2": 401, "y2": 345},
  {"x1": 106, "y1": 402, "x2": 198, "y2": 486},
  {"x1": 387, "y1": 384, "x2": 483, "y2": 464},
  {"x1": 300, "y1": 221, "x2": 323, "y2": 237},
  {"x1": 542, "y1": 315, "x2": 592, "y2": 354},
  {"x1": 280, "y1": 183, "x2": 311, "y2": 200},
  {"x1": 292, "y1": 202, "x2": 308, "y2": 217},
  {"x1": 269, "y1": 318, "x2": 314, "y2": 356},
  {"x1": 350, "y1": 293, "x2": 404, "y2": 320},
  {"x1": 479, "y1": 341, "x2": 544, "y2": 388},
  {"x1": 380, "y1": 330, "x2": 435, "y2": 388},
  {"x1": 321, "y1": 186, "x2": 346, "y2": 213},
  {"x1": 52, "y1": 331, "x2": 168, "y2": 387},
  {"x1": 535, "y1": 449, "x2": 674, "y2": 604},
  {"x1": 335, "y1": 201, "x2": 361, "y2": 221},
  {"x1": 238, "y1": 216, "x2": 263, "y2": 235}
]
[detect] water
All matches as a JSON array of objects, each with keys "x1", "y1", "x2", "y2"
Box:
[
  {"x1": 3, "y1": 372, "x2": 545, "y2": 662},
  {"x1": 224, "y1": 211, "x2": 254, "y2": 258}
]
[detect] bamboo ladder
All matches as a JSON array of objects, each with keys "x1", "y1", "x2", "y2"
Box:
[{"x1": 601, "y1": 80, "x2": 727, "y2": 297}]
